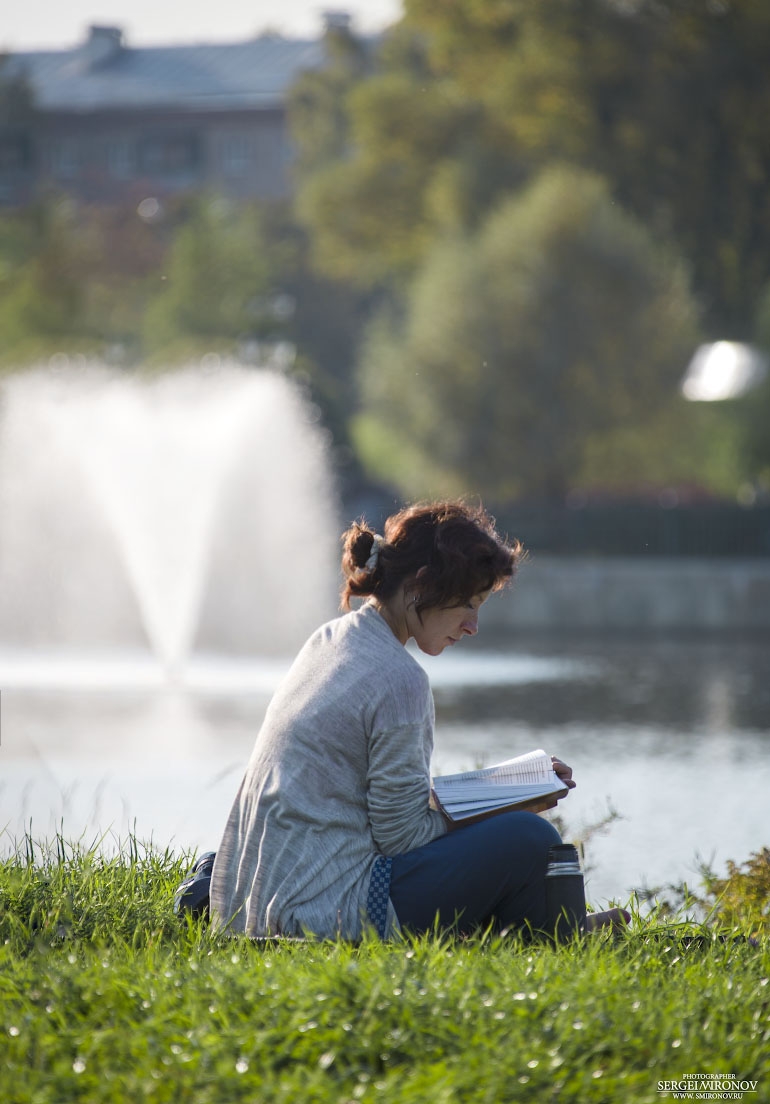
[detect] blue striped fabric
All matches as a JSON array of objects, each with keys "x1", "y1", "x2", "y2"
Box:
[{"x1": 366, "y1": 855, "x2": 393, "y2": 939}]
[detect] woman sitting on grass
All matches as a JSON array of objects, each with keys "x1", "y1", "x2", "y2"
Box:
[{"x1": 210, "y1": 500, "x2": 627, "y2": 940}]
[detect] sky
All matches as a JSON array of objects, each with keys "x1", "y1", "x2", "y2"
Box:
[{"x1": 1, "y1": 0, "x2": 404, "y2": 52}]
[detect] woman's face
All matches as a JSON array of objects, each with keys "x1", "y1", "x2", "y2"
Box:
[{"x1": 411, "y1": 590, "x2": 491, "y2": 656}]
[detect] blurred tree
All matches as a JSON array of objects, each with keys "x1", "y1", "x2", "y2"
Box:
[
  {"x1": 741, "y1": 282, "x2": 770, "y2": 484},
  {"x1": 403, "y1": 0, "x2": 598, "y2": 162},
  {"x1": 296, "y1": 74, "x2": 476, "y2": 285},
  {"x1": 73, "y1": 203, "x2": 173, "y2": 362},
  {"x1": 0, "y1": 201, "x2": 92, "y2": 364},
  {"x1": 287, "y1": 20, "x2": 372, "y2": 180},
  {"x1": 405, "y1": 0, "x2": 770, "y2": 335},
  {"x1": 0, "y1": 53, "x2": 46, "y2": 343},
  {"x1": 269, "y1": 211, "x2": 376, "y2": 485},
  {"x1": 0, "y1": 196, "x2": 205, "y2": 367},
  {"x1": 142, "y1": 198, "x2": 285, "y2": 357},
  {"x1": 292, "y1": 0, "x2": 770, "y2": 331},
  {"x1": 354, "y1": 166, "x2": 700, "y2": 502},
  {"x1": 575, "y1": 396, "x2": 747, "y2": 500},
  {"x1": 289, "y1": 22, "x2": 522, "y2": 288},
  {"x1": 584, "y1": 0, "x2": 770, "y2": 337}
]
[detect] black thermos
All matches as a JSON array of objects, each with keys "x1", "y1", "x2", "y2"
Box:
[{"x1": 544, "y1": 843, "x2": 586, "y2": 940}]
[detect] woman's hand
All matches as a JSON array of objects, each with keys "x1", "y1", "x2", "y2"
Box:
[
  {"x1": 551, "y1": 757, "x2": 576, "y2": 790},
  {"x1": 516, "y1": 757, "x2": 577, "y2": 814},
  {"x1": 509, "y1": 756, "x2": 577, "y2": 814}
]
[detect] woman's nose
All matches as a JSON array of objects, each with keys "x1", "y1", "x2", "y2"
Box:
[{"x1": 462, "y1": 612, "x2": 479, "y2": 636}]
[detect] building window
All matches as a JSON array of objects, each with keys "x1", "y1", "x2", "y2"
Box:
[
  {"x1": 49, "y1": 139, "x2": 80, "y2": 179},
  {"x1": 140, "y1": 134, "x2": 199, "y2": 176},
  {"x1": 220, "y1": 134, "x2": 252, "y2": 178},
  {"x1": 106, "y1": 137, "x2": 135, "y2": 179}
]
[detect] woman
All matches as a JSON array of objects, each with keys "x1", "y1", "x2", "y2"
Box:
[{"x1": 210, "y1": 500, "x2": 622, "y2": 940}]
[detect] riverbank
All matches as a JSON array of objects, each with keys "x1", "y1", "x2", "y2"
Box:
[
  {"x1": 484, "y1": 557, "x2": 770, "y2": 631},
  {"x1": 1, "y1": 843, "x2": 768, "y2": 1103}
]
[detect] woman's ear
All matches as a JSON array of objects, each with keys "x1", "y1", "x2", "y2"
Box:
[{"x1": 402, "y1": 565, "x2": 429, "y2": 605}]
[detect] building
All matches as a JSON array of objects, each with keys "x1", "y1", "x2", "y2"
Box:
[{"x1": 0, "y1": 19, "x2": 347, "y2": 206}]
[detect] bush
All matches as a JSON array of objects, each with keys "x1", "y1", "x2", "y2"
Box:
[{"x1": 356, "y1": 165, "x2": 701, "y2": 502}]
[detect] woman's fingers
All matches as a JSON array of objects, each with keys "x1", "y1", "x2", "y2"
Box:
[{"x1": 551, "y1": 757, "x2": 577, "y2": 789}]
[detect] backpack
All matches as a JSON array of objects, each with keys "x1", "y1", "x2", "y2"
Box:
[{"x1": 173, "y1": 851, "x2": 216, "y2": 920}]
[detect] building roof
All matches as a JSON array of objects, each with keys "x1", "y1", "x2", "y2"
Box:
[{"x1": 4, "y1": 26, "x2": 327, "y2": 113}]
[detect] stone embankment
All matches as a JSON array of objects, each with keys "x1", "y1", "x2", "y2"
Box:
[{"x1": 484, "y1": 557, "x2": 770, "y2": 631}]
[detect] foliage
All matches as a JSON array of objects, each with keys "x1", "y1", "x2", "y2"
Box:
[
  {"x1": 289, "y1": 0, "x2": 770, "y2": 337},
  {"x1": 703, "y1": 848, "x2": 770, "y2": 935},
  {"x1": 284, "y1": 259, "x2": 373, "y2": 469},
  {"x1": 295, "y1": 73, "x2": 481, "y2": 286},
  {"x1": 0, "y1": 199, "x2": 179, "y2": 366},
  {"x1": 142, "y1": 198, "x2": 286, "y2": 357},
  {"x1": 0, "y1": 837, "x2": 768, "y2": 1103},
  {"x1": 356, "y1": 166, "x2": 700, "y2": 502},
  {"x1": 0, "y1": 197, "x2": 314, "y2": 365},
  {"x1": 636, "y1": 849, "x2": 770, "y2": 939},
  {"x1": 290, "y1": 23, "x2": 521, "y2": 290},
  {"x1": 584, "y1": 0, "x2": 770, "y2": 338},
  {"x1": 404, "y1": 0, "x2": 770, "y2": 337},
  {"x1": 739, "y1": 283, "x2": 770, "y2": 484},
  {"x1": 0, "y1": 201, "x2": 94, "y2": 363},
  {"x1": 289, "y1": 0, "x2": 770, "y2": 496},
  {"x1": 574, "y1": 397, "x2": 748, "y2": 499},
  {"x1": 286, "y1": 22, "x2": 373, "y2": 180},
  {"x1": 405, "y1": 0, "x2": 598, "y2": 165}
]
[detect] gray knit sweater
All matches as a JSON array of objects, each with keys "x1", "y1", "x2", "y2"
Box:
[{"x1": 209, "y1": 602, "x2": 448, "y2": 939}]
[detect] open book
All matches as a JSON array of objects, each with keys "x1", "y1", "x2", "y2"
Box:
[{"x1": 431, "y1": 748, "x2": 568, "y2": 824}]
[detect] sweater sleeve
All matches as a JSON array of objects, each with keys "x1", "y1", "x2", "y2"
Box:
[{"x1": 366, "y1": 719, "x2": 447, "y2": 856}]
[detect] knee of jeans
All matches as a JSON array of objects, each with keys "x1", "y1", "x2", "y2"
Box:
[{"x1": 508, "y1": 811, "x2": 563, "y2": 853}]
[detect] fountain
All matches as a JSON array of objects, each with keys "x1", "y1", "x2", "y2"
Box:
[{"x1": 0, "y1": 361, "x2": 339, "y2": 680}]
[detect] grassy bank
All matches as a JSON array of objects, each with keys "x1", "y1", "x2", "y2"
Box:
[{"x1": 1, "y1": 839, "x2": 768, "y2": 1104}]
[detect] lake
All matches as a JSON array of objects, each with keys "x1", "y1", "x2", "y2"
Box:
[{"x1": 1, "y1": 632, "x2": 768, "y2": 907}]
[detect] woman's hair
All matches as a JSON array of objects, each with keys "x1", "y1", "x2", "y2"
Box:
[{"x1": 340, "y1": 500, "x2": 522, "y2": 613}]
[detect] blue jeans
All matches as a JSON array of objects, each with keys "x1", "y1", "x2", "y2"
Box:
[{"x1": 388, "y1": 811, "x2": 561, "y2": 936}]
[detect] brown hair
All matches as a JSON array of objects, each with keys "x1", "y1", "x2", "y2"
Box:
[{"x1": 340, "y1": 500, "x2": 522, "y2": 614}]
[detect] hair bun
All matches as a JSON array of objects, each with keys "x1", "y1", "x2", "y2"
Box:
[{"x1": 342, "y1": 520, "x2": 379, "y2": 573}]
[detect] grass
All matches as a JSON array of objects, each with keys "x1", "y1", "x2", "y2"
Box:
[{"x1": 1, "y1": 836, "x2": 768, "y2": 1104}]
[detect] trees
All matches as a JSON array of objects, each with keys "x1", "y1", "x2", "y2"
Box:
[
  {"x1": 404, "y1": 0, "x2": 770, "y2": 336},
  {"x1": 283, "y1": 0, "x2": 770, "y2": 500},
  {"x1": 741, "y1": 283, "x2": 770, "y2": 484},
  {"x1": 0, "y1": 201, "x2": 92, "y2": 364},
  {"x1": 0, "y1": 197, "x2": 297, "y2": 369},
  {"x1": 581, "y1": 0, "x2": 770, "y2": 337},
  {"x1": 292, "y1": 1, "x2": 770, "y2": 336},
  {"x1": 286, "y1": 20, "x2": 372, "y2": 181},
  {"x1": 142, "y1": 199, "x2": 284, "y2": 357},
  {"x1": 355, "y1": 167, "x2": 700, "y2": 502},
  {"x1": 289, "y1": 22, "x2": 522, "y2": 289}
]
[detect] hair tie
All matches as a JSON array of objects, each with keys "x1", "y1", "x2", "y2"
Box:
[{"x1": 364, "y1": 533, "x2": 384, "y2": 573}]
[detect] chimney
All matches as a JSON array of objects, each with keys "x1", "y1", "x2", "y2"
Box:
[
  {"x1": 322, "y1": 11, "x2": 352, "y2": 34},
  {"x1": 81, "y1": 26, "x2": 124, "y2": 69}
]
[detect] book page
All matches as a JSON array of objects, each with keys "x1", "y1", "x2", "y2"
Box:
[{"x1": 433, "y1": 748, "x2": 554, "y2": 791}]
